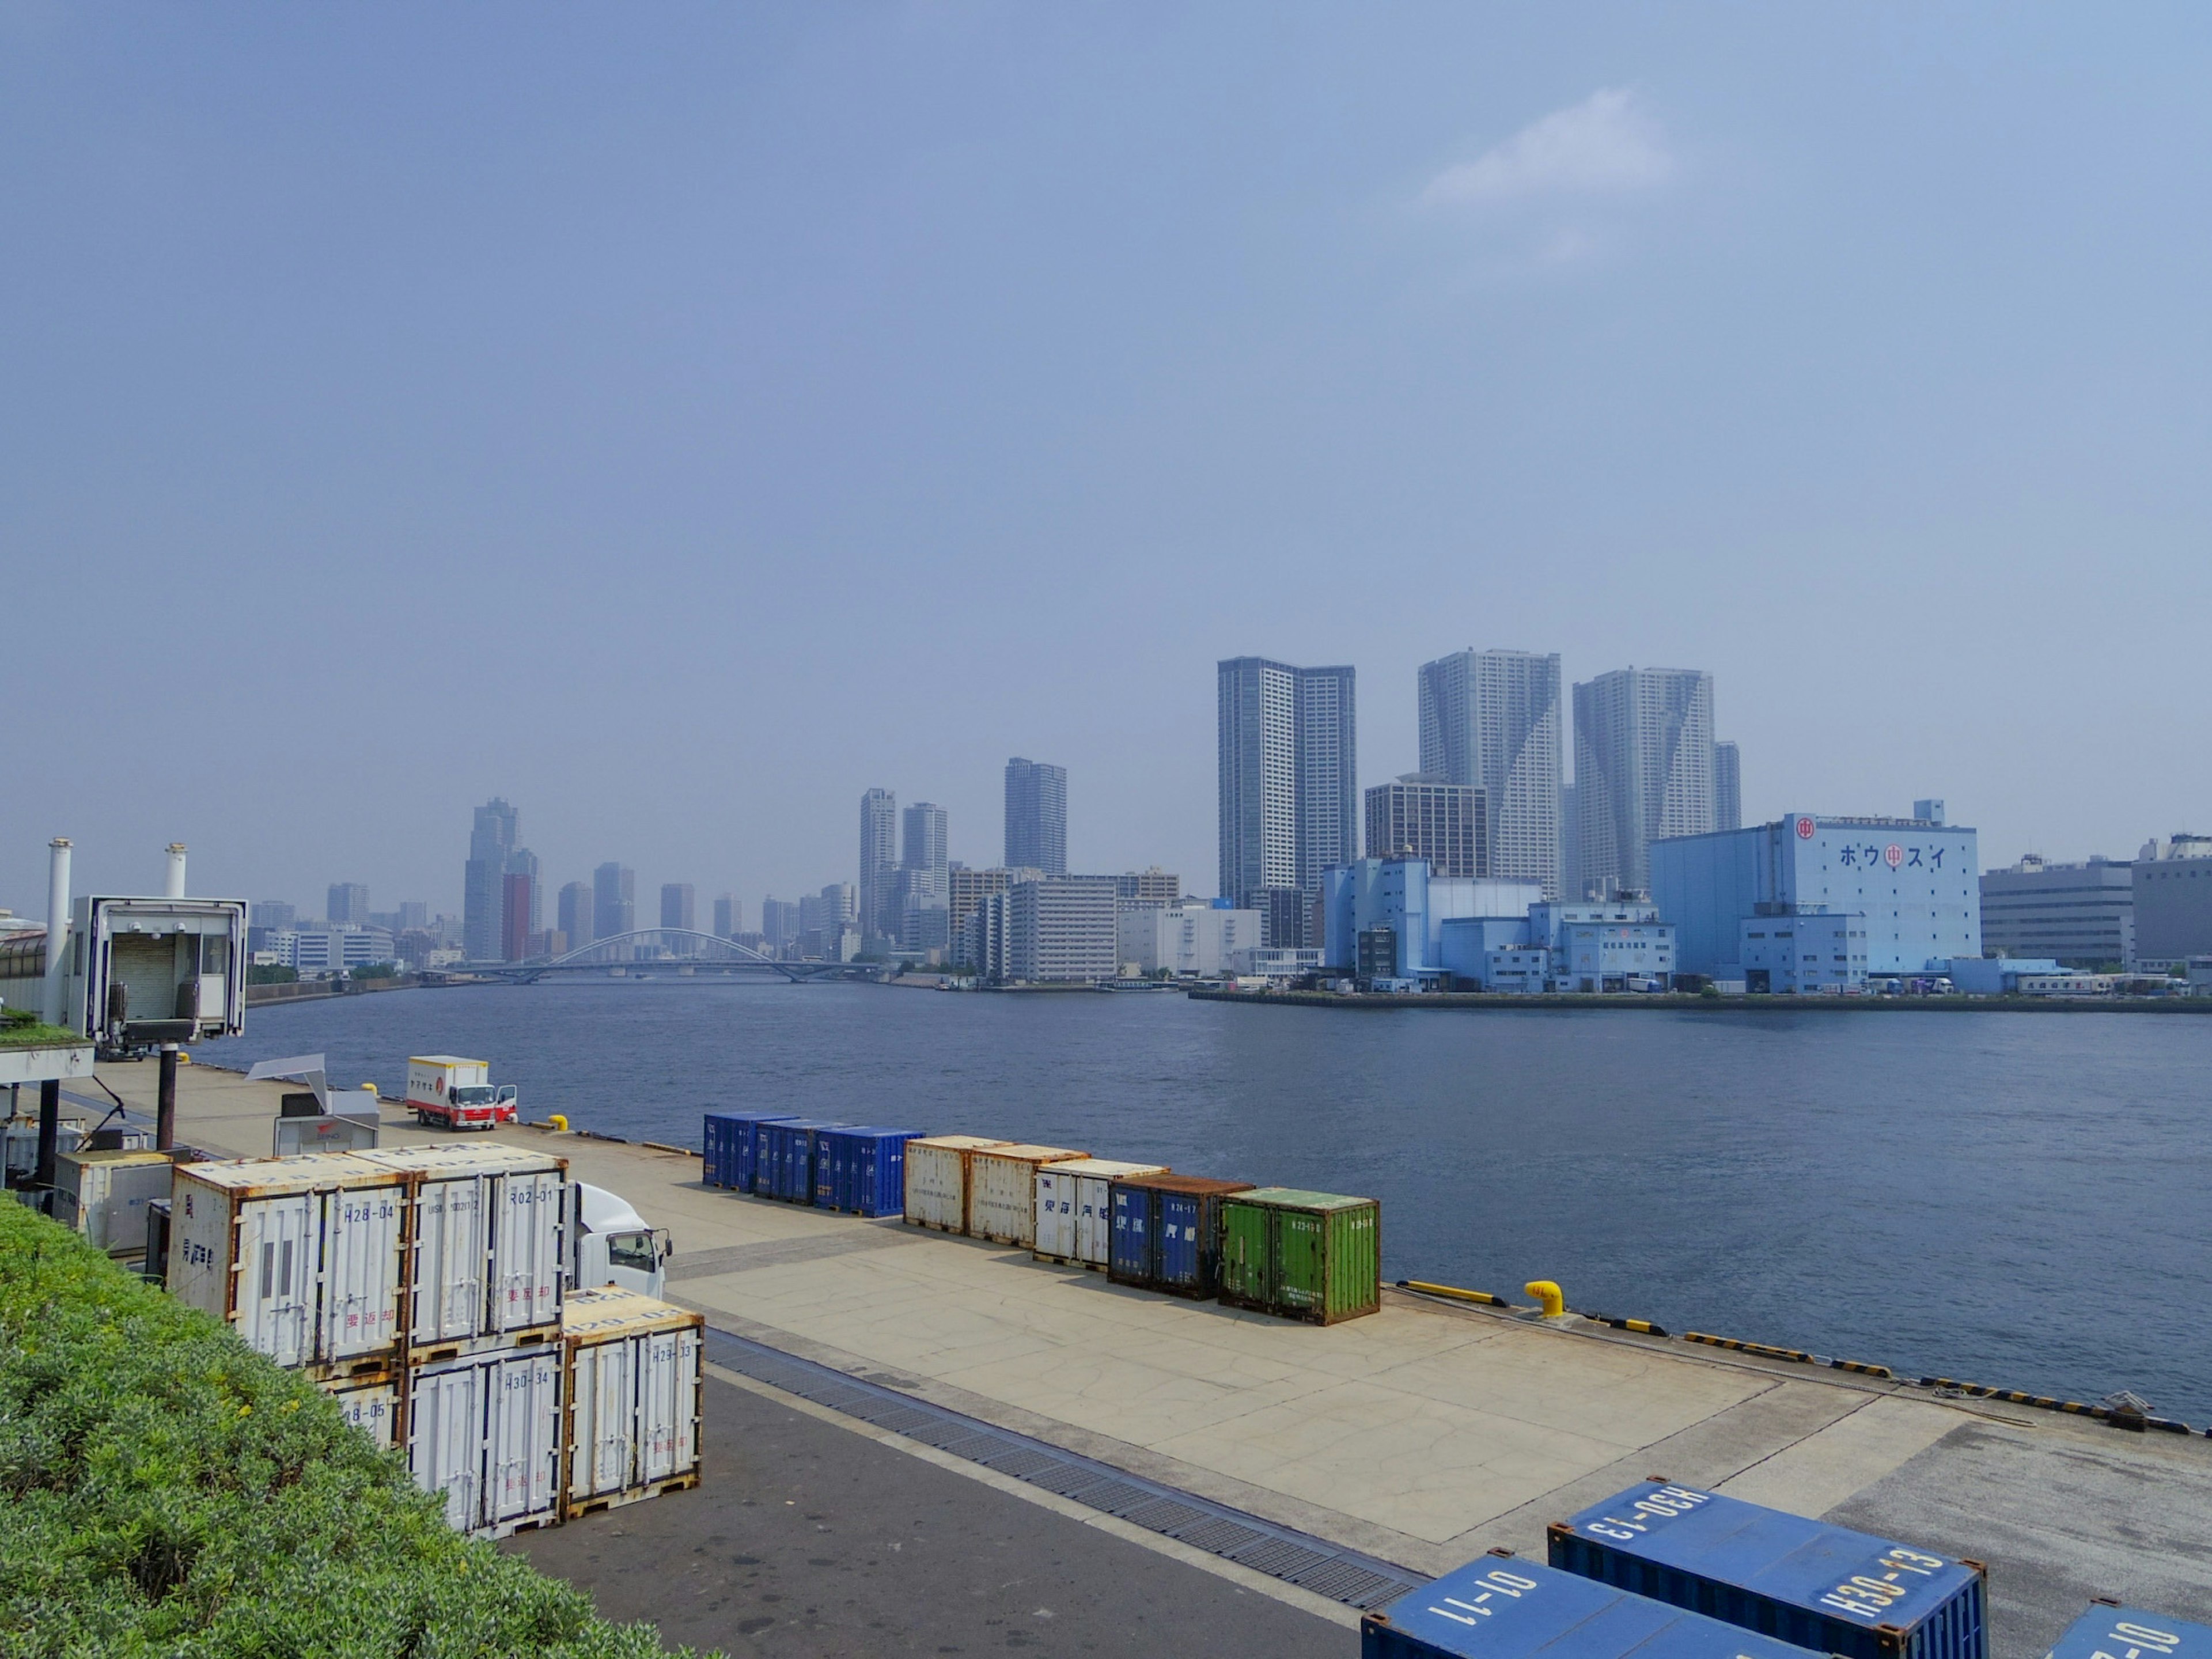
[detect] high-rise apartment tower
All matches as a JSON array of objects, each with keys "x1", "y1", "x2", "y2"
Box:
[
  {"x1": 1003, "y1": 759, "x2": 1067, "y2": 877},
  {"x1": 859, "y1": 788, "x2": 899, "y2": 949},
  {"x1": 1416, "y1": 649, "x2": 1561, "y2": 899},
  {"x1": 1574, "y1": 666, "x2": 1715, "y2": 899},
  {"x1": 1217, "y1": 658, "x2": 1357, "y2": 913}
]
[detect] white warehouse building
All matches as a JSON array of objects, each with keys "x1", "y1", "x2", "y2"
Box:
[{"x1": 1117, "y1": 902, "x2": 1263, "y2": 976}]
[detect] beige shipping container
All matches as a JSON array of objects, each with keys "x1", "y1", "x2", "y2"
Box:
[
  {"x1": 325, "y1": 1375, "x2": 402, "y2": 1453},
  {"x1": 562, "y1": 1287, "x2": 704, "y2": 1519},
  {"x1": 968, "y1": 1145, "x2": 1088, "y2": 1247},
  {"x1": 54, "y1": 1148, "x2": 173, "y2": 1255},
  {"x1": 901, "y1": 1135, "x2": 1011, "y2": 1233},
  {"x1": 1033, "y1": 1159, "x2": 1168, "y2": 1268}
]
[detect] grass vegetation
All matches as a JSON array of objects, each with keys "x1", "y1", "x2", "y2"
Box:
[
  {"x1": 0, "y1": 1007, "x2": 86, "y2": 1050},
  {"x1": 0, "y1": 1201, "x2": 703, "y2": 1659}
]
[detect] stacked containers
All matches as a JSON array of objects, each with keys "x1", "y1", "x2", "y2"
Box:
[
  {"x1": 816, "y1": 1127, "x2": 926, "y2": 1217},
  {"x1": 1548, "y1": 1481, "x2": 1987, "y2": 1659},
  {"x1": 2047, "y1": 1604, "x2": 2209, "y2": 1659},
  {"x1": 967, "y1": 1145, "x2": 1088, "y2": 1247},
  {"x1": 759, "y1": 1119, "x2": 844, "y2": 1205},
  {"x1": 1217, "y1": 1187, "x2": 1381, "y2": 1324},
  {"x1": 702, "y1": 1110, "x2": 797, "y2": 1194},
  {"x1": 902, "y1": 1135, "x2": 1012, "y2": 1233},
  {"x1": 562, "y1": 1286, "x2": 705, "y2": 1519},
  {"x1": 1032, "y1": 1159, "x2": 1168, "y2": 1267},
  {"x1": 1108, "y1": 1175, "x2": 1253, "y2": 1297},
  {"x1": 54, "y1": 1147, "x2": 173, "y2": 1256},
  {"x1": 1362, "y1": 1550, "x2": 1830, "y2": 1659},
  {"x1": 328, "y1": 1376, "x2": 402, "y2": 1453}
]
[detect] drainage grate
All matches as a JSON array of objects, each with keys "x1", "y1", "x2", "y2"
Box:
[{"x1": 702, "y1": 1326, "x2": 1427, "y2": 1612}]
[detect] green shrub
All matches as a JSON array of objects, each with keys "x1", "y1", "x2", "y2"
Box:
[{"x1": 0, "y1": 1202, "x2": 703, "y2": 1658}]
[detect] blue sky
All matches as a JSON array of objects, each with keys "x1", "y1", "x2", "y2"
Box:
[{"x1": 5, "y1": 5, "x2": 2209, "y2": 915}]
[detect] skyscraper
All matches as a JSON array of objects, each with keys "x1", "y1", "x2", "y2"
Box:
[
  {"x1": 1364, "y1": 777, "x2": 1486, "y2": 878},
  {"x1": 501, "y1": 872, "x2": 533, "y2": 961},
  {"x1": 463, "y1": 798, "x2": 519, "y2": 961},
  {"x1": 558, "y1": 881, "x2": 594, "y2": 951},
  {"x1": 760, "y1": 896, "x2": 800, "y2": 956},
  {"x1": 327, "y1": 882, "x2": 370, "y2": 926},
  {"x1": 593, "y1": 862, "x2": 635, "y2": 945},
  {"x1": 1574, "y1": 666, "x2": 1715, "y2": 899},
  {"x1": 1416, "y1": 649, "x2": 1562, "y2": 899},
  {"x1": 660, "y1": 882, "x2": 696, "y2": 933},
  {"x1": 1217, "y1": 657, "x2": 1357, "y2": 913},
  {"x1": 712, "y1": 893, "x2": 743, "y2": 939},
  {"x1": 1713, "y1": 740, "x2": 1742, "y2": 832},
  {"x1": 505, "y1": 847, "x2": 541, "y2": 933},
  {"x1": 859, "y1": 787, "x2": 899, "y2": 949},
  {"x1": 1003, "y1": 759, "x2": 1067, "y2": 876},
  {"x1": 897, "y1": 802, "x2": 950, "y2": 953}
]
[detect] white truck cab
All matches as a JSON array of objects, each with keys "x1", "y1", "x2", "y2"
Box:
[
  {"x1": 405, "y1": 1055, "x2": 518, "y2": 1131},
  {"x1": 570, "y1": 1180, "x2": 673, "y2": 1298}
]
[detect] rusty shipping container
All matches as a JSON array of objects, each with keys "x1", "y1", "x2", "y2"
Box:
[
  {"x1": 901, "y1": 1135, "x2": 1012, "y2": 1233},
  {"x1": 967, "y1": 1145, "x2": 1089, "y2": 1248},
  {"x1": 1108, "y1": 1174, "x2": 1253, "y2": 1297}
]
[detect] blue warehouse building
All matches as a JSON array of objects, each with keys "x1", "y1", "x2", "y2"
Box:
[{"x1": 1651, "y1": 809, "x2": 1980, "y2": 985}]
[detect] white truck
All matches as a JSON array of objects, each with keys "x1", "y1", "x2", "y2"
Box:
[
  {"x1": 571, "y1": 1181, "x2": 672, "y2": 1298},
  {"x1": 406, "y1": 1055, "x2": 518, "y2": 1131}
]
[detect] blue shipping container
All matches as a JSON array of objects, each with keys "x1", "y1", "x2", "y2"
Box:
[
  {"x1": 703, "y1": 1111, "x2": 800, "y2": 1192},
  {"x1": 2048, "y1": 1603, "x2": 2211, "y2": 1659},
  {"x1": 1550, "y1": 1482, "x2": 1986, "y2": 1659},
  {"x1": 760, "y1": 1119, "x2": 844, "y2": 1205},
  {"x1": 1364, "y1": 1550, "x2": 1827, "y2": 1659},
  {"x1": 1108, "y1": 1184, "x2": 1149, "y2": 1281},
  {"x1": 1107, "y1": 1175, "x2": 1252, "y2": 1297},
  {"x1": 816, "y1": 1127, "x2": 925, "y2": 1216}
]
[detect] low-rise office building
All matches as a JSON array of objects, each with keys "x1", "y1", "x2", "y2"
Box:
[
  {"x1": 1738, "y1": 911, "x2": 1866, "y2": 994},
  {"x1": 1232, "y1": 945, "x2": 1323, "y2": 979},
  {"x1": 1979, "y1": 856, "x2": 2133, "y2": 967},
  {"x1": 2131, "y1": 836, "x2": 2212, "y2": 970},
  {"x1": 1117, "y1": 902, "x2": 1263, "y2": 976},
  {"x1": 1321, "y1": 859, "x2": 1541, "y2": 982}
]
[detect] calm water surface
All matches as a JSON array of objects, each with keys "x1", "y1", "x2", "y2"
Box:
[{"x1": 222, "y1": 983, "x2": 2212, "y2": 1422}]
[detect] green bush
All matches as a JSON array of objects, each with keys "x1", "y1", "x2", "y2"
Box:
[{"x1": 0, "y1": 1202, "x2": 703, "y2": 1659}]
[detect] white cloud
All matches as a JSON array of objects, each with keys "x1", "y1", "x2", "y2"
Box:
[{"x1": 1423, "y1": 89, "x2": 1673, "y2": 207}]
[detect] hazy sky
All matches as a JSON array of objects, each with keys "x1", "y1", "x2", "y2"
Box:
[{"x1": 7, "y1": 5, "x2": 2210, "y2": 916}]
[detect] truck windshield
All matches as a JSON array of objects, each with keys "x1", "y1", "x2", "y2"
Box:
[
  {"x1": 607, "y1": 1232, "x2": 657, "y2": 1272},
  {"x1": 450, "y1": 1085, "x2": 495, "y2": 1106}
]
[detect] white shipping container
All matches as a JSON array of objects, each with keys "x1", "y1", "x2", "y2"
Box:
[
  {"x1": 54, "y1": 1148, "x2": 172, "y2": 1255},
  {"x1": 900, "y1": 1135, "x2": 1010, "y2": 1233},
  {"x1": 563, "y1": 1287, "x2": 704, "y2": 1516},
  {"x1": 967, "y1": 1145, "x2": 1088, "y2": 1248},
  {"x1": 1033, "y1": 1159, "x2": 1168, "y2": 1267},
  {"x1": 325, "y1": 1376, "x2": 400, "y2": 1453},
  {"x1": 169, "y1": 1155, "x2": 407, "y2": 1372},
  {"x1": 407, "y1": 1342, "x2": 565, "y2": 1539},
  {"x1": 356, "y1": 1144, "x2": 569, "y2": 1347}
]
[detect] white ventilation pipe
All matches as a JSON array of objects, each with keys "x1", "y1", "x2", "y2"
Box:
[
  {"x1": 44, "y1": 838, "x2": 71, "y2": 1026},
  {"x1": 165, "y1": 842, "x2": 188, "y2": 899}
]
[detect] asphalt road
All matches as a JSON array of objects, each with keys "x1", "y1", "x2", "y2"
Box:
[{"x1": 508, "y1": 1372, "x2": 1352, "y2": 1658}]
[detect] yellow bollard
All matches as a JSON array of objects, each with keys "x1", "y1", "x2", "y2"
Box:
[
  {"x1": 548, "y1": 1114, "x2": 569, "y2": 1132},
  {"x1": 361, "y1": 1083, "x2": 378, "y2": 1094},
  {"x1": 1524, "y1": 1279, "x2": 1565, "y2": 1318}
]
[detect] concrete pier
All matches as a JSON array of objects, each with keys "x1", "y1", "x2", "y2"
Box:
[{"x1": 104, "y1": 1061, "x2": 2212, "y2": 1656}]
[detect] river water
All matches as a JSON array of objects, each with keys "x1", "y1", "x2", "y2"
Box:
[{"x1": 220, "y1": 982, "x2": 2212, "y2": 1423}]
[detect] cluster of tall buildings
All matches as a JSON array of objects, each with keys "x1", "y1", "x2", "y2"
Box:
[{"x1": 1215, "y1": 650, "x2": 1743, "y2": 949}]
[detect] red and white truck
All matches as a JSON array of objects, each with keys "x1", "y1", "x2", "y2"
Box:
[{"x1": 406, "y1": 1055, "x2": 519, "y2": 1131}]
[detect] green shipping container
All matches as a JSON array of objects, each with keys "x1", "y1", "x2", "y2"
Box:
[{"x1": 1217, "y1": 1188, "x2": 1380, "y2": 1325}]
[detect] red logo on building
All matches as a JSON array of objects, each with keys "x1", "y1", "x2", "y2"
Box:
[
  {"x1": 1885, "y1": 843, "x2": 1904, "y2": 869},
  {"x1": 1795, "y1": 817, "x2": 1816, "y2": 839}
]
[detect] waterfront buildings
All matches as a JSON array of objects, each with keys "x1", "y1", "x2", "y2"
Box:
[
  {"x1": 895, "y1": 802, "x2": 950, "y2": 955},
  {"x1": 1217, "y1": 657, "x2": 1357, "y2": 925},
  {"x1": 326, "y1": 882, "x2": 369, "y2": 926},
  {"x1": 1320, "y1": 859, "x2": 1542, "y2": 982},
  {"x1": 264, "y1": 926, "x2": 397, "y2": 975},
  {"x1": 948, "y1": 865, "x2": 1031, "y2": 962},
  {"x1": 1573, "y1": 666, "x2": 1714, "y2": 900},
  {"x1": 1650, "y1": 806, "x2": 1980, "y2": 983},
  {"x1": 1737, "y1": 911, "x2": 1865, "y2": 995},
  {"x1": 859, "y1": 787, "x2": 899, "y2": 951},
  {"x1": 2131, "y1": 835, "x2": 2212, "y2": 969},
  {"x1": 1980, "y1": 857, "x2": 2133, "y2": 967},
  {"x1": 798, "y1": 883, "x2": 859, "y2": 962},
  {"x1": 593, "y1": 862, "x2": 635, "y2": 946},
  {"x1": 1006, "y1": 876, "x2": 1116, "y2": 983},
  {"x1": 760, "y1": 896, "x2": 800, "y2": 956},
  {"x1": 1116, "y1": 902, "x2": 1263, "y2": 977},
  {"x1": 1416, "y1": 648, "x2": 1561, "y2": 898},
  {"x1": 251, "y1": 899, "x2": 297, "y2": 934},
  {"x1": 660, "y1": 882, "x2": 695, "y2": 934},
  {"x1": 1004, "y1": 759, "x2": 1068, "y2": 877},
  {"x1": 557, "y1": 881, "x2": 593, "y2": 952},
  {"x1": 712, "y1": 893, "x2": 743, "y2": 940},
  {"x1": 1713, "y1": 741, "x2": 1741, "y2": 833},
  {"x1": 463, "y1": 797, "x2": 520, "y2": 961},
  {"x1": 1365, "y1": 776, "x2": 1485, "y2": 878}
]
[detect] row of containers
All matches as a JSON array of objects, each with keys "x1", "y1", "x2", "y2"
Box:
[
  {"x1": 702, "y1": 1112, "x2": 1381, "y2": 1324},
  {"x1": 128, "y1": 1143, "x2": 705, "y2": 1540},
  {"x1": 1369, "y1": 1476, "x2": 2199, "y2": 1659}
]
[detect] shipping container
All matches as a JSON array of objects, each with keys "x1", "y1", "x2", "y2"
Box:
[
  {"x1": 754, "y1": 1119, "x2": 844, "y2": 1205},
  {"x1": 816, "y1": 1126, "x2": 926, "y2": 1217},
  {"x1": 355, "y1": 1143, "x2": 569, "y2": 1355},
  {"x1": 1033, "y1": 1159, "x2": 1168, "y2": 1267},
  {"x1": 901, "y1": 1135, "x2": 1012, "y2": 1233},
  {"x1": 1548, "y1": 1480, "x2": 1987, "y2": 1659},
  {"x1": 562, "y1": 1286, "x2": 704, "y2": 1518},
  {"x1": 1108, "y1": 1174, "x2": 1253, "y2": 1296},
  {"x1": 968, "y1": 1145, "x2": 1089, "y2": 1247},
  {"x1": 325, "y1": 1375, "x2": 401, "y2": 1453},
  {"x1": 1363, "y1": 1549, "x2": 1829, "y2": 1659},
  {"x1": 1217, "y1": 1187, "x2": 1381, "y2": 1324},
  {"x1": 703, "y1": 1110, "x2": 798, "y2": 1192},
  {"x1": 54, "y1": 1147, "x2": 173, "y2": 1255},
  {"x1": 408, "y1": 1341, "x2": 565, "y2": 1540},
  {"x1": 169, "y1": 1154, "x2": 410, "y2": 1372},
  {"x1": 2047, "y1": 1603, "x2": 2210, "y2": 1659}
]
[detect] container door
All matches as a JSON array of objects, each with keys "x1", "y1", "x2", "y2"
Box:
[
  {"x1": 1326, "y1": 1203, "x2": 1380, "y2": 1321},
  {"x1": 411, "y1": 1174, "x2": 490, "y2": 1343},
  {"x1": 491, "y1": 1169, "x2": 564, "y2": 1332},
  {"x1": 1075, "y1": 1174, "x2": 1112, "y2": 1265},
  {"x1": 1218, "y1": 1200, "x2": 1269, "y2": 1305},
  {"x1": 816, "y1": 1135, "x2": 842, "y2": 1210},
  {"x1": 573, "y1": 1336, "x2": 639, "y2": 1498},
  {"x1": 1160, "y1": 1191, "x2": 1200, "y2": 1289},
  {"x1": 409, "y1": 1357, "x2": 488, "y2": 1532},
  {"x1": 236, "y1": 1194, "x2": 317, "y2": 1366},
  {"x1": 321, "y1": 1183, "x2": 404, "y2": 1361},
  {"x1": 905, "y1": 1143, "x2": 952, "y2": 1228},
  {"x1": 1109, "y1": 1185, "x2": 1149, "y2": 1280},
  {"x1": 486, "y1": 1347, "x2": 563, "y2": 1526},
  {"x1": 1275, "y1": 1208, "x2": 1326, "y2": 1315},
  {"x1": 738, "y1": 1122, "x2": 763, "y2": 1193},
  {"x1": 1034, "y1": 1168, "x2": 1073, "y2": 1257},
  {"x1": 639, "y1": 1326, "x2": 699, "y2": 1482},
  {"x1": 332, "y1": 1382, "x2": 399, "y2": 1452}
]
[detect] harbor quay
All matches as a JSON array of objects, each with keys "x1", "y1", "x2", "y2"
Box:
[{"x1": 108, "y1": 1060, "x2": 2212, "y2": 1658}]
